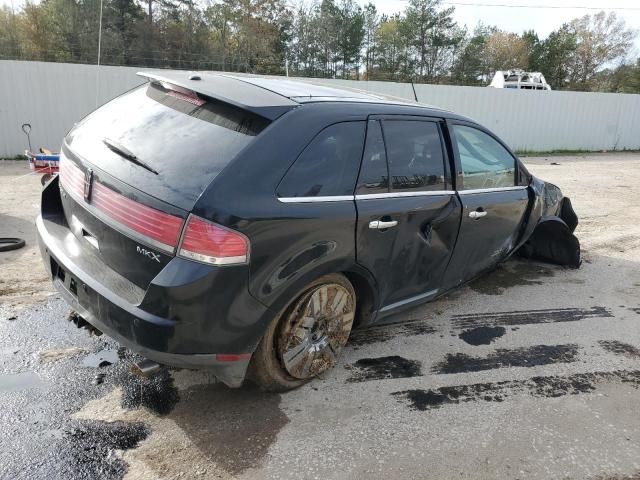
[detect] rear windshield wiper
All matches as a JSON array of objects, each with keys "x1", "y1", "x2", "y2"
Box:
[{"x1": 103, "y1": 138, "x2": 159, "y2": 175}]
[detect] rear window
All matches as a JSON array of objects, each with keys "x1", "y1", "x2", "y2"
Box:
[
  {"x1": 66, "y1": 83, "x2": 269, "y2": 210},
  {"x1": 277, "y1": 122, "x2": 366, "y2": 198}
]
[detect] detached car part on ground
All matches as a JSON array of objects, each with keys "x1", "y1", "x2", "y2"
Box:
[{"x1": 37, "y1": 72, "x2": 580, "y2": 391}]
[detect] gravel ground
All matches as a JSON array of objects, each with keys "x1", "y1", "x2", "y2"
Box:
[{"x1": 1, "y1": 153, "x2": 640, "y2": 480}]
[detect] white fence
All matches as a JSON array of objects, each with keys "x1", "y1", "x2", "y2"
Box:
[{"x1": 1, "y1": 60, "x2": 639, "y2": 157}]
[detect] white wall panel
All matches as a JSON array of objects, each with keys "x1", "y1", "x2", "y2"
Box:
[{"x1": 1, "y1": 60, "x2": 639, "y2": 156}]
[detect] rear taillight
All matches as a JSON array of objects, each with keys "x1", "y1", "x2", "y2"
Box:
[
  {"x1": 91, "y1": 182, "x2": 183, "y2": 250},
  {"x1": 60, "y1": 154, "x2": 249, "y2": 263},
  {"x1": 60, "y1": 154, "x2": 183, "y2": 252},
  {"x1": 178, "y1": 215, "x2": 249, "y2": 265}
]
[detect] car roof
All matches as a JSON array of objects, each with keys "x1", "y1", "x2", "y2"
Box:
[{"x1": 137, "y1": 70, "x2": 463, "y2": 121}]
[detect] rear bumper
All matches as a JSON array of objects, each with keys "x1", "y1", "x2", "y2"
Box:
[
  {"x1": 51, "y1": 274, "x2": 250, "y2": 386},
  {"x1": 36, "y1": 183, "x2": 272, "y2": 387}
]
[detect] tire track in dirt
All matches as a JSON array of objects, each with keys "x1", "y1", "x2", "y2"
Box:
[{"x1": 392, "y1": 369, "x2": 640, "y2": 411}]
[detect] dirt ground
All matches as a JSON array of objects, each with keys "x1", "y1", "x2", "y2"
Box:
[
  {"x1": 2, "y1": 153, "x2": 640, "y2": 480},
  {"x1": 0, "y1": 160, "x2": 54, "y2": 308}
]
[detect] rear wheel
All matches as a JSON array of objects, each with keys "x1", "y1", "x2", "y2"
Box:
[{"x1": 250, "y1": 274, "x2": 356, "y2": 391}]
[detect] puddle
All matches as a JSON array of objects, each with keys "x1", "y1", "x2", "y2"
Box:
[
  {"x1": 393, "y1": 369, "x2": 640, "y2": 411},
  {"x1": 599, "y1": 340, "x2": 640, "y2": 359},
  {"x1": 458, "y1": 326, "x2": 506, "y2": 346},
  {"x1": 120, "y1": 368, "x2": 179, "y2": 415},
  {"x1": 0, "y1": 371, "x2": 44, "y2": 392},
  {"x1": 469, "y1": 261, "x2": 555, "y2": 295},
  {"x1": 82, "y1": 349, "x2": 120, "y2": 368},
  {"x1": 346, "y1": 356, "x2": 422, "y2": 382},
  {"x1": 432, "y1": 344, "x2": 580, "y2": 374}
]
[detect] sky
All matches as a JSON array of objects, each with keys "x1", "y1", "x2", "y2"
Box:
[{"x1": 372, "y1": 0, "x2": 640, "y2": 52}]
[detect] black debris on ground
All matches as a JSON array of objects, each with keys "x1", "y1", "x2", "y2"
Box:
[
  {"x1": 599, "y1": 340, "x2": 640, "y2": 359},
  {"x1": 120, "y1": 368, "x2": 180, "y2": 416},
  {"x1": 346, "y1": 356, "x2": 422, "y2": 383},
  {"x1": 458, "y1": 326, "x2": 506, "y2": 346},
  {"x1": 432, "y1": 344, "x2": 580, "y2": 374}
]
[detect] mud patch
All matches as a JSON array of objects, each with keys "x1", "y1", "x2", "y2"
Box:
[
  {"x1": 459, "y1": 326, "x2": 506, "y2": 346},
  {"x1": 468, "y1": 261, "x2": 555, "y2": 295},
  {"x1": 167, "y1": 384, "x2": 289, "y2": 475},
  {"x1": 452, "y1": 306, "x2": 612, "y2": 330},
  {"x1": 40, "y1": 346, "x2": 89, "y2": 363},
  {"x1": 599, "y1": 340, "x2": 640, "y2": 359},
  {"x1": 57, "y1": 421, "x2": 149, "y2": 480},
  {"x1": 393, "y1": 369, "x2": 640, "y2": 411},
  {"x1": 346, "y1": 356, "x2": 422, "y2": 382},
  {"x1": 432, "y1": 344, "x2": 580, "y2": 374},
  {"x1": 349, "y1": 319, "x2": 436, "y2": 346},
  {"x1": 120, "y1": 368, "x2": 179, "y2": 416}
]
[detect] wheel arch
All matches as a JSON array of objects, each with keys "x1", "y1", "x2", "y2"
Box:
[{"x1": 341, "y1": 265, "x2": 380, "y2": 328}]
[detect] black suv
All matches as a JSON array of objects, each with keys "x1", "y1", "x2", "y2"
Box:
[{"x1": 37, "y1": 72, "x2": 579, "y2": 390}]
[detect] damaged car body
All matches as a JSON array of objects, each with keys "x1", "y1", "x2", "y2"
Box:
[{"x1": 36, "y1": 72, "x2": 580, "y2": 391}]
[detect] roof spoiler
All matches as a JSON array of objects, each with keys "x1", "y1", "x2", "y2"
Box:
[{"x1": 136, "y1": 71, "x2": 297, "y2": 120}]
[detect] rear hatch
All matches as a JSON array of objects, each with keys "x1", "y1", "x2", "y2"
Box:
[{"x1": 58, "y1": 77, "x2": 280, "y2": 288}]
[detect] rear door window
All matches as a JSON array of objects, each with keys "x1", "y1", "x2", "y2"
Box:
[
  {"x1": 382, "y1": 120, "x2": 446, "y2": 192},
  {"x1": 277, "y1": 122, "x2": 366, "y2": 198},
  {"x1": 356, "y1": 120, "x2": 389, "y2": 195},
  {"x1": 451, "y1": 125, "x2": 516, "y2": 190}
]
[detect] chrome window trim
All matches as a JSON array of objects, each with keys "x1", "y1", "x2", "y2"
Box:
[
  {"x1": 458, "y1": 186, "x2": 527, "y2": 195},
  {"x1": 277, "y1": 195, "x2": 354, "y2": 203},
  {"x1": 277, "y1": 187, "x2": 526, "y2": 203},
  {"x1": 356, "y1": 190, "x2": 455, "y2": 200}
]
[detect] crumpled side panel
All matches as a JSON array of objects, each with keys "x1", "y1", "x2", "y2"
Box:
[{"x1": 516, "y1": 177, "x2": 581, "y2": 268}]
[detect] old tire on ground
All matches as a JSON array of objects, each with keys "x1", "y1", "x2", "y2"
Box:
[
  {"x1": 40, "y1": 174, "x2": 52, "y2": 186},
  {"x1": 0, "y1": 238, "x2": 26, "y2": 252},
  {"x1": 249, "y1": 273, "x2": 356, "y2": 392}
]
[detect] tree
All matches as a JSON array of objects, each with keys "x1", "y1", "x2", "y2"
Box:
[
  {"x1": 484, "y1": 31, "x2": 528, "y2": 77},
  {"x1": 566, "y1": 11, "x2": 636, "y2": 90},
  {"x1": 536, "y1": 25, "x2": 577, "y2": 89},
  {"x1": 374, "y1": 14, "x2": 407, "y2": 81},
  {"x1": 362, "y1": 3, "x2": 378, "y2": 79},
  {"x1": 0, "y1": 5, "x2": 21, "y2": 59},
  {"x1": 336, "y1": 0, "x2": 364, "y2": 78},
  {"x1": 402, "y1": 0, "x2": 459, "y2": 82},
  {"x1": 450, "y1": 23, "x2": 493, "y2": 85}
]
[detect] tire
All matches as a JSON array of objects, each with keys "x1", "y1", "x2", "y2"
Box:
[
  {"x1": 249, "y1": 273, "x2": 356, "y2": 392},
  {"x1": 40, "y1": 174, "x2": 52, "y2": 186},
  {"x1": 0, "y1": 238, "x2": 26, "y2": 252}
]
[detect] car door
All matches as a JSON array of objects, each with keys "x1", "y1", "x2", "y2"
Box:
[
  {"x1": 443, "y1": 122, "x2": 530, "y2": 288},
  {"x1": 355, "y1": 117, "x2": 462, "y2": 314}
]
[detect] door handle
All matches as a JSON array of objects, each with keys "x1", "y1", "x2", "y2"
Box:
[
  {"x1": 369, "y1": 220, "x2": 398, "y2": 230},
  {"x1": 469, "y1": 210, "x2": 487, "y2": 219}
]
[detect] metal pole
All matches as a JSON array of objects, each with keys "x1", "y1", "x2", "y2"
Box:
[{"x1": 95, "y1": 0, "x2": 104, "y2": 108}]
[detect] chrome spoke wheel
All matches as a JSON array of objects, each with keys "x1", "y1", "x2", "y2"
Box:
[{"x1": 278, "y1": 283, "x2": 355, "y2": 380}]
